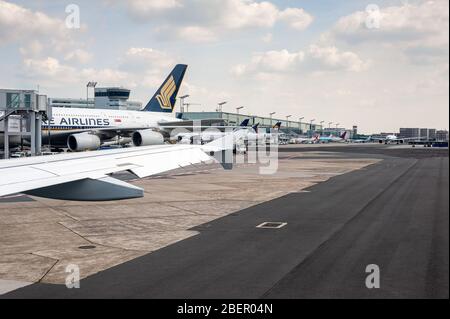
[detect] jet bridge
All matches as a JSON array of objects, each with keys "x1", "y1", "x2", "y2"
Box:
[{"x1": 0, "y1": 89, "x2": 49, "y2": 159}]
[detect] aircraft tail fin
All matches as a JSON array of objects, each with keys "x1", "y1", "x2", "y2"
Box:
[
  {"x1": 142, "y1": 64, "x2": 188, "y2": 113},
  {"x1": 273, "y1": 122, "x2": 282, "y2": 129},
  {"x1": 340, "y1": 131, "x2": 348, "y2": 139},
  {"x1": 239, "y1": 119, "x2": 250, "y2": 127}
]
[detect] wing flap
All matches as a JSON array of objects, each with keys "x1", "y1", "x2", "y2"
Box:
[{"x1": 130, "y1": 148, "x2": 213, "y2": 178}]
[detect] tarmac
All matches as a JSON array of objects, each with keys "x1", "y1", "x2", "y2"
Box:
[{"x1": 0, "y1": 144, "x2": 448, "y2": 298}]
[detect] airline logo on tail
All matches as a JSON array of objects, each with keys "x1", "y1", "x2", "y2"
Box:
[
  {"x1": 340, "y1": 131, "x2": 349, "y2": 140},
  {"x1": 143, "y1": 64, "x2": 188, "y2": 113},
  {"x1": 156, "y1": 76, "x2": 177, "y2": 110},
  {"x1": 273, "y1": 122, "x2": 282, "y2": 129}
]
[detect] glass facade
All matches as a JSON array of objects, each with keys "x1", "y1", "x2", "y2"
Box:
[
  {"x1": 24, "y1": 94, "x2": 31, "y2": 108},
  {"x1": 6, "y1": 93, "x2": 20, "y2": 109},
  {"x1": 177, "y1": 112, "x2": 323, "y2": 133}
]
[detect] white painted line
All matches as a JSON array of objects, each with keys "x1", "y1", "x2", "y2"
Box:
[{"x1": 256, "y1": 222, "x2": 287, "y2": 229}]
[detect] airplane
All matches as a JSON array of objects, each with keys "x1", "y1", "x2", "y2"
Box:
[
  {"x1": 317, "y1": 131, "x2": 349, "y2": 143},
  {"x1": 0, "y1": 130, "x2": 244, "y2": 201},
  {"x1": 174, "y1": 119, "x2": 251, "y2": 144},
  {"x1": 289, "y1": 134, "x2": 320, "y2": 144},
  {"x1": 244, "y1": 122, "x2": 282, "y2": 145},
  {"x1": 351, "y1": 136, "x2": 373, "y2": 143},
  {"x1": 40, "y1": 64, "x2": 192, "y2": 151},
  {"x1": 375, "y1": 134, "x2": 425, "y2": 145}
]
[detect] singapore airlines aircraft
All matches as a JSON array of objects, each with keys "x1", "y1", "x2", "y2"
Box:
[
  {"x1": 0, "y1": 130, "x2": 243, "y2": 201},
  {"x1": 42, "y1": 64, "x2": 189, "y2": 151}
]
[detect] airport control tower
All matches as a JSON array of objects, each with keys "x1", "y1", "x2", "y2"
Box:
[{"x1": 94, "y1": 87, "x2": 134, "y2": 110}]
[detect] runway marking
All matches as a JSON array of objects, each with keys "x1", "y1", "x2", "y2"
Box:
[{"x1": 256, "y1": 222, "x2": 287, "y2": 229}]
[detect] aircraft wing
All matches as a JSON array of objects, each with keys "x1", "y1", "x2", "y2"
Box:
[{"x1": 0, "y1": 132, "x2": 238, "y2": 201}]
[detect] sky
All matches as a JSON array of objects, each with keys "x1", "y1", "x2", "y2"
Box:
[{"x1": 0, "y1": 0, "x2": 448, "y2": 134}]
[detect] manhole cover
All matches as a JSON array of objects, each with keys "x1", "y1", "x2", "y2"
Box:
[
  {"x1": 78, "y1": 245, "x2": 96, "y2": 250},
  {"x1": 256, "y1": 222, "x2": 287, "y2": 229}
]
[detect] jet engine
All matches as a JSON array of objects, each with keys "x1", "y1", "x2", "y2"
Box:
[
  {"x1": 132, "y1": 129, "x2": 164, "y2": 147},
  {"x1": 67, "y1": 133, "x2": 101, "y2": 151}
]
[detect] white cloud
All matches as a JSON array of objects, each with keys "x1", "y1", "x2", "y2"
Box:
[
  {"x1": 331, "y1": 0, "x2": 449, "y2": 59},
  {"x1": 124, "y1": 47, "x2": 176, "y2": 69},
  {"x1": 176, "y1": 26, "x2": 217, "y2": 43},
  {"x1": 127, "y1": 0, "x2": 182, "y2": 11},
  {"x1": 278, "y1": 8, "x2": 314, "y2": 31},
  {"x1": 22, "y1": 57, "x2": 129, "y2": 85},
  {"x1": 64, "y1": 49, "x2": 93, "y2": 64},
  {"x1": 106, "y1": 0, "x2": 314, "y2": 42},
  {"x1": 1, "y1": 0, "x2": 92, "y2": 70},
  {"x1": 231, "y1": 49, "x2": 306, "y2": 76},
  {"x1": 233, "y1": 45, "x2": 369, "y2": 76},
  {"x1": 19, "y1": 40, "x2": 44, "y2": 57},
  {"x1": 220, "y1": 0, "x2": 279, "y2": 29},
  {"x1": 0, "y1": 0, "x2": 66, "y2": 44},
  {"x1": 105, "y1": 0, "x2": 182, "y2": 19},
  {"x1": 308, "y1": 45, "x2": 370, "y2": 72},
  {"x1": 21, "y1": 46, "x2": 179, "y2": 95},
  {"x1": 251, "y1": 49, "x2": 305, "y2": 72}
]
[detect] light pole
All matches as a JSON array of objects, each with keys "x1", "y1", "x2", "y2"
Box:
[
  {"x1": 286, "y1": 115, "x2": 292, "y2": 128},
  {"x1": 269, "y1": 112, "x2": 276, "y2": 126},
  {"x1": 86, "y1": 81, "x2": 97, "y2": 107},
  {"x1": 329, "y1": 122, "x2": 333, "y2": 128},
  {"x1": 217, "y1": 101, "x2": 227, "y2": 113},
  {"x1": 299, "y1": 117, "x2": 304, "y2": 134},
  {"x1": 320, "y1": 121, "x2": 325, "y2": 132},
  {"x1": 179, "y1": 94, "x2": 190, "y2": 113},
  {"x1": 236, "y1": 106, "x2": 244, "y2": 124}
]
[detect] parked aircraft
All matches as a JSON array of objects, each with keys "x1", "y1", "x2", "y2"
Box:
[{"x1": 41, "y1": 65, "x2": 189, "y2": 151}]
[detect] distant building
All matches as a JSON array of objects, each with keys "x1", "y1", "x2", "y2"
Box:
[
  {"x1": 49, "y1": 87, "x2": 142, "y2": 111},
  {"x1": 352, "y1": 125, "x2": 358, "y2": 136},
  {"x1": 428, "y1": 129, "x2": 436, "y2": 140},
  {"x1": 400, "y1": 128, "x2": 438, "y2": 140},
  {"x1": 400, "y1": 128, "x2": 420, "y2": 139},
  {"x1": 436, "y1": 130, "x2": 449, "y2": 141}
]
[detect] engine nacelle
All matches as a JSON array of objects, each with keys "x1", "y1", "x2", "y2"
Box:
[
  {"x1": 132, "y1": 129, "x2": 164, "y2": 147},
  {"x1": 68, "y1": 133, "x2": 101, "y2": 151}
]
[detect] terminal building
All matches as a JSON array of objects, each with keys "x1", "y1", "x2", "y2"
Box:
[
  {"x1": 176, "y1": 111, "x2": 323, "y2": 134},
  {"x1": 436, "y1": 130, "x2": 449, "y2": 141},
  {"x1": 49, "y1": 87, "x2": 142, "y2": 111},
  {"x1": 399, "y1": 128, "x2": 437, "y2": 140}
]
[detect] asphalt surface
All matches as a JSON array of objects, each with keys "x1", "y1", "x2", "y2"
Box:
[{"x1": 2, "y1": 145, "x2": 448, "y2": 299}]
